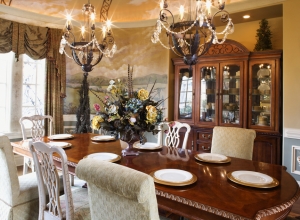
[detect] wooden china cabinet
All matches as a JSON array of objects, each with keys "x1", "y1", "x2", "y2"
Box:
[{"x1": 173, "y1": 39, "x2": 282, "y2": 164}]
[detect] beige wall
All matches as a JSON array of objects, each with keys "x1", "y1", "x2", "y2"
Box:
[
  {"x1": 220, "y1": 17, "x2": 283, "y2": 51},
  {"x1": 283, "y1": 0, "x2": 300, "y2": 129}
]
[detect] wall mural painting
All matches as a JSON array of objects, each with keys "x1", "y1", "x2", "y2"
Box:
[{"x1": 64, "y1": 26, "x2": 169, "y2": 117}]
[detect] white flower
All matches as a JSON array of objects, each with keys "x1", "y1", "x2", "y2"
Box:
[
  {"x1": 130, "y1": 117, "x2": 136, "y2": 123},
  {"x1": 107, "y1": 104, "x2": 118, "y2": 114},
  {"x1": 109, "y1": 79, "x2": 115, "y2": 85},
  {"x1": 107, "y1": 84, "x2": 116, "y2": 92}
]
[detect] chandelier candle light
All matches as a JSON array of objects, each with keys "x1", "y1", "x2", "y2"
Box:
[
  {"x1": 59, "y1": 0, "x2": 117, "y2": 133},
  {"x1": 152, "y1": 0, "x2": 234, "y2": 69}
]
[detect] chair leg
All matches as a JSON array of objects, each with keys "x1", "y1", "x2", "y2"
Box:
[
  {"x1": 23, "y1": 157, "x2": 29, "y2": 174},
  {"x1": 23, "y1": 157, "x2": 35, "y2": 174},
  {"x1": 70, "y1": 174, "x2": 74, "y2": 186}
]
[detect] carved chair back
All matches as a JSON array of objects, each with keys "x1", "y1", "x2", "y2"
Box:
[
  {"x1": 30, "y1": 141, "x2": 74, "y2": 220},
  {"x1": 19, "y1": 115, "x2": 53, "y2": 141},
  {"x1": 157, "y1": 121, "x2": 191, "y2": 149}
]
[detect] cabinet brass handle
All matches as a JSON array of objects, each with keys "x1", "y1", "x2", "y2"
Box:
[
  {"x1": 202, "y1": 134, "x2": 211, "y2": 139},
  {"x1": 202, "y1": 145, "x2": 211, "y2": 151}
]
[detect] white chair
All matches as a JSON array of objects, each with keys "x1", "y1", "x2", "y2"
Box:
[
  {"x1": 0, "y1": 134, "x2": 39, "y2": 220},
  {"x1": 19, "y1": 115, "x2": 53, "y2": 174},
  {"x1": 30, "y1": 141, "x2": 90, "y2": 220},
  {"x1": 211, "y1": 126, "x2": 256, "y2": 160},
  {"x1": 157, "y1": 121, "x2": 191, "y2": 149},
  {"x1": 76, "y1": 158, "x2": 169, "y2": 220}
]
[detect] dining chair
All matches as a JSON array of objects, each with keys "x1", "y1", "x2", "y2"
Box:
[
  {"x1": 0, "y1": 134, "x2": 39, "y2": 220},
  {"x1": 76, "y1": 158, "x2": 169, "y2": 220},
  {"x1": 19, "y1": 115, "x2": 53, "y2": 174},
  {"x1": 211, "y1": 126, "x2": 256, "y2": 160},
  {"x1": 157, "y1": 121, "x2": 191, "y2": 149},
  {"x1": 30, "y1": 141, "x2": 90, "y2": 220}
]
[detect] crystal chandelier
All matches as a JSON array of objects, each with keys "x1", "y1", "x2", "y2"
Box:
[
  {"x1": 151, "y1": 0, "x2": 234, "y2": 68},
  {"x1": 59, "y1": 0, "x2": 117, "y2": 133},
  {"x1": 59, "y1": 0, "x2": 117, "y2": 74}
]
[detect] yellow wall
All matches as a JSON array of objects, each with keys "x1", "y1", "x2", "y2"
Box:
[{"x1": 283, "y1": 0, "x2": 300, "y2": 129}]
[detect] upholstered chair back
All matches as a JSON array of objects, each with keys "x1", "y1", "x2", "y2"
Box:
[
  {"x1": 76, "y1": 158, "x2": 160, "y2": 220},
  {"x1": 0, "y1": 134, "x2": 20, "y2": 206},
  {"x1": 0, "y1": 134, "x2": 39, "y2": 220},
  {"x1": 157, "y1": 121, "x2": 191, "y2": 149},
  {"x1": 211, "y1": 126, "x2": 256, "y2": 160}
]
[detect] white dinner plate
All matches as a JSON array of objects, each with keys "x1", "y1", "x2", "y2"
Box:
[
  {"x1": 91, "y1": 135, "x2": 115, "y2": 142},
  {"x1": 154, "y1": 169, "x2": 193, "y2": 183},
  {"x1": 231, "y1": 171, "x2": 273, "y2": 185},
  {"x1": 86, "y1": 153, "x2": 121, "y2": 162},
  {"x1": 133, "y1": 141, "x2": 162, "y2": 150},
  {"x1": 48, "y1": 142, "x2": 71, "y2": 149},
  {"x1": 197, "y1": 153, "x2": 228, "y2": 162},
  {"x1": 48, "y1": 134, "x2": 73, "y2": 140}
]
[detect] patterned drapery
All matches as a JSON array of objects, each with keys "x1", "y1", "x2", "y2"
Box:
[
  {"x1": 0, "y1": 17, "x2": 66, "y2": 134},
  {"x1": 45, "y1": 28, "x2": 66, "y2": 134}
]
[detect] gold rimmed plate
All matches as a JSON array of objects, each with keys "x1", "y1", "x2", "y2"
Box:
[
  {"x1": 150, "y1": 169, "x2": 197, "y2": 186},
  {"x1": 48, "y1": 134, "x2": 74, "y2": 140},
  {"x1": 194, "y1": 153, "x2": 231, "y2": 164},
  {"x1": 84, "y1": 152, "x2": 121, "y2": 163},
  {"x1": 48, "y1": 142, "x2": 72, "y2": 149},
  {"x1": 227, "y1": 171, "x2": 279, "y2": 188},
  {"x1": 91, "y1": 135, "x2": 115, "y2": 142},
  {"x1": 132, "y1": 141, "x2": 162, "y2": 150}
]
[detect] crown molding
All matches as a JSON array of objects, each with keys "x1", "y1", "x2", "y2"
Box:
[{"x1": 0, "y1": 0, "x2": 285, "y2": 29}]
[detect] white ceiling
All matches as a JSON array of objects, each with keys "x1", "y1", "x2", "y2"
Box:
[{"x1": 0, "y1": 0, "x2": 284, "y2": 28}]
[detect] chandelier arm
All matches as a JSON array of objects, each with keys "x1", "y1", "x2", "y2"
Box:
[
  {"x1": 91, "y1": 52, "x2": 103, "y2": 68},
  {"x1": 170, "y1": 34, "x2": 184, "y2": 57},
  {"x1": 159, "y1": 8, "x2": 174, "y2": 25},
  {"x1": 71, "y1": 49, "x2": 83, "y2": 67}
]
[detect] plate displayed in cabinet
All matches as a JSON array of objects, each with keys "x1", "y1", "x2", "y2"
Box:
[{"x1": 257, "y1": 68, "x2": 270, "y2": 78}]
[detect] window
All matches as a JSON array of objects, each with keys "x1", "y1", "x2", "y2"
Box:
[
  {"x1": 0, "y1": 52, "x2": 13, "y2": 132},
  {"x1": 0, "y1": 53, "x2": 46, "y2": 137},
  {"x1": 22, "y1": 54, "x2": 46, "y2": 129}
]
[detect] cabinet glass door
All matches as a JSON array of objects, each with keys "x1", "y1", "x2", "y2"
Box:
[
  {"x1": 199, "y1": 66, "x2": 217, "y2": 123},
  {"x1": 250, "y1": 62, "x2": 273, "y2": 128},
  {"x1": 178, "y1": 68, "x2": 193, "y2": 120},
  {"x1": 221, "y1": 64, "x2": 241, "y2": 125}
]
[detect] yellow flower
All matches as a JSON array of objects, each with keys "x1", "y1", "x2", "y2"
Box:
[
  {"x1": 146, "y1": 105, "x2": 157, "y2": 124},
  {"x1": 107, "y1": 85, "x2": 117, "y2": 95},
  {"x1": 137, "y1": 89, "x2": 149, "y2": 101},
  {"x1": 91, "y1": 115, "x2": 104, "y2": 130}
]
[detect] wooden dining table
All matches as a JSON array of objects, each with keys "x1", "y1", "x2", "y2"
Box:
[{"x1": 11, "y1": 133, "x2": 300, "y2": 220}]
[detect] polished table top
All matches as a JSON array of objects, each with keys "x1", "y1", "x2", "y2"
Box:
[{"x1": 12, "y1": 133, "x2": 300, "y2": 220}]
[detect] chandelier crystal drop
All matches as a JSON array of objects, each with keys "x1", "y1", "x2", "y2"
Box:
[
  {"x1": 59, "y1": 0, "x2": 117, "y2": 74},
  {"x1": 151, "y1": 0, "x2": 234, "y2": 68}
]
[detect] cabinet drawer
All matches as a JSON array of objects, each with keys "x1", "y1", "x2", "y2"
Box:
[
  {"x1": 197, "y1": 132, "x2": 213, "y2": 141},
  {"x1": 196, "y1": 141, "x2": 211, "y2": 152}
]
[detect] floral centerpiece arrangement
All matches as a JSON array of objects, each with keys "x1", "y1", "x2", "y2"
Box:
[{"x1": 91, "y1": 66, "x2": 164, "y2": 145}]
